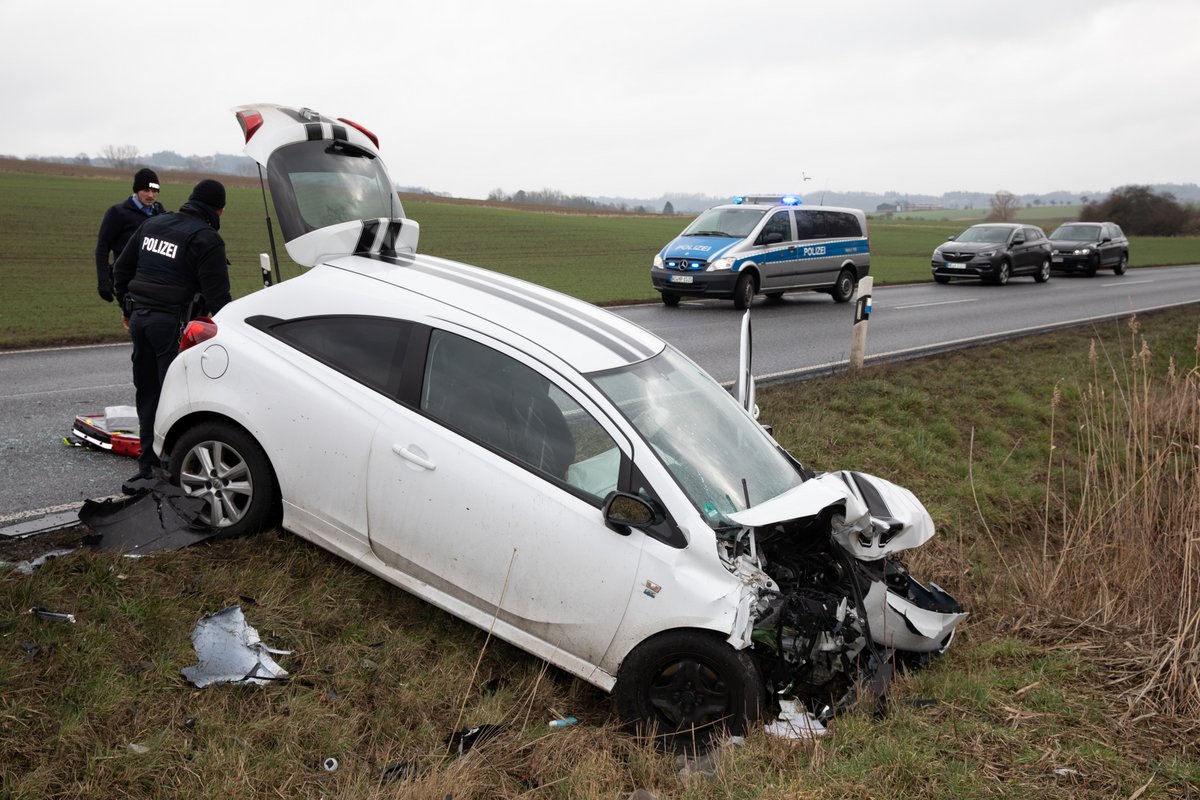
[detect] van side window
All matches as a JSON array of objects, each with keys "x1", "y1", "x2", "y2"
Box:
[
  {"x1": 793, "y1": 209, "x2": 815, "y2": 240},
  {"x1": 829, "y1": 212, "x2": 863, "y2": 238},
  {"x1": 756, "y1": 211, "x2": 792, "y2": 245},
  {"x1": 421, "y1": 330, "x2": 621, "y2": 501}
]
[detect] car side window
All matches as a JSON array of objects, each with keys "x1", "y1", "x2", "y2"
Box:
[
  {"x1": 755, "y1": 211, "x2": 792, "y2": 245},
  {"x1": 270, "y1": 315, "x2": 412, "y2": 396},
  {"x1": 421, "y1": 330, "x2": 620, "y2": 502}
]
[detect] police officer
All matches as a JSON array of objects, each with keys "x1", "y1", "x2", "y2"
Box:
[
  {"x1": 95, "y1": 168, "x2": 165, "y2": 303},
  {"x1": 113, "y1": 179, "x2": 232, "y2": 490}
]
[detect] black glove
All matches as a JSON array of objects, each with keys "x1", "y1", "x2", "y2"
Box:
[{"x1": 98, "y1": 288, "x2": 114, "y2": 303}]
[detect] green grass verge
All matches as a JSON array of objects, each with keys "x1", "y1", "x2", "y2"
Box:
[
  {"x1": 3, "y1": 167, "x2": 1198, "y2": 349},
  {"x1": 3, "y1": 306, "x2": 1198, "y2": 798}
]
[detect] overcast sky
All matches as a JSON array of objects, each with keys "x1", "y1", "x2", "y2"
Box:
[{"x1": 2, "y1": 0, "x2": 1196, "y2": 200}]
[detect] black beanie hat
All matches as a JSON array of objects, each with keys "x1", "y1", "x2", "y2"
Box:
[
  {"x1": 189, "y1": 179, "x2": 226, "y2": 210},
  {"x1": 132, "y1": 168, "x2": 160, "y2": 192}
]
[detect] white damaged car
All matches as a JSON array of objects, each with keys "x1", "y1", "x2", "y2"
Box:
[{"x1": 155, "y1": 104, "x2": 965, "y2": 749}]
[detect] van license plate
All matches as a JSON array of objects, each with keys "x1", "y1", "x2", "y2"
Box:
[{"x1": 669, "y1": 275, "x2": 694, "y2": 284}]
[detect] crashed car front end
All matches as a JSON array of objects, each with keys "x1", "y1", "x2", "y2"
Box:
[{"x1": 724, "y1": 470, "x2": 967, "y2": 712}]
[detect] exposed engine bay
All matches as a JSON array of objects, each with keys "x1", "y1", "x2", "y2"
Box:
[{"x1": 720, "y1": 470, "x2": 967, "y2": 718}]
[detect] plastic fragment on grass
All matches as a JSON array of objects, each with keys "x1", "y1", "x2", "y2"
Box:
[
  {"x1": 446, "y1": 724, "x2": 506, "y2": 756},
  {"x1": 79, "y1": 481, "x2": 217, "y2": 555},
  {"x1": 763, "y1": 699, "x2": 829, "y2": 740},
  {"x1": 181, "y1": 605, "x2": 292, "y2": 688},
  {"x1": 322, "y1": 757, "x2": 339, "y2": 772},
  {"x1": 12, "y1": 548, "x2": 77, "y2": 575},
  {"x1": 128, "y1": 743, "x2": 150, "y2": 755}
]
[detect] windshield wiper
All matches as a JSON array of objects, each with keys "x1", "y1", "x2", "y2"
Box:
[{"x1": 685, "y1": 230, "x2": 732, "y2": 237}]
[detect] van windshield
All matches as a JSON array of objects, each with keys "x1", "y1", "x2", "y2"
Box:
[
  {"x1": 681, "y1": 208, "x2": 766, "y2": 239},
  {"x1": 590, "y1": 347, "x2": 804, "y2": 527}
]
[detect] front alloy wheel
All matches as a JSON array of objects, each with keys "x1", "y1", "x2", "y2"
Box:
[
  {"x1": 993, "y1": 260, "x2": 1011, "y2": 286},
  {"x1": 1034, "y1": 257, "x2": 1051, "y2": 283}
]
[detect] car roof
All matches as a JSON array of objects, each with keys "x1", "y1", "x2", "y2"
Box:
[
  {"x1": 969, "y1": 222, "x2": 1021, "y2": 228},
  {"x1": 245, "y1": 252, "x2": 665, "y2": 375}
]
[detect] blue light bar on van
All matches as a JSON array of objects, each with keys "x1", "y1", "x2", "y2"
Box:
[{"x1": 732, "y1": 195, "x2": 803, "y2": 206}]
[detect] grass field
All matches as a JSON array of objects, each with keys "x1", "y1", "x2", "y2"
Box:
[{"x1": 2, "y1": 162, "x2": 1199, "y2": 349}]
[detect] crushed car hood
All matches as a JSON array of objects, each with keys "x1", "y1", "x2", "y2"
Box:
[{"x1": 729, "y1": 470, "x2": 935, "y2": 560}]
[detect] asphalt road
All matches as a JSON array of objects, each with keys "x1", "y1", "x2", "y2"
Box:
[{"x1": 3, "y1": 264, "x2": 1199, "y2": 521}]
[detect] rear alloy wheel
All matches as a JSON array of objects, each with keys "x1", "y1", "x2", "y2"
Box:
[
  {"x1": 1034, "y1": 257, "x2": 1051, "y2": 283},
  {"x1": 615, "y1": 631, "x2": 764, "y2": 753},
  {"x1": 170, "y1": 421, "x2": 278, "y2": 537},
  {"x1": 830, "y1": 268, "x2": 856, "y2": 303},
  {"x1": 1114, "y1": 253, "x2": 1128, "y2": 275},
  {"x1": 992, "y1": 260, "x2": 1011, "y2": 286},
  {"x1": 660, "y1": 291, "x2": 681, "y2": 307},
  {"x1": 732, "y1": 272, "x2": 756, "y2": 310}
]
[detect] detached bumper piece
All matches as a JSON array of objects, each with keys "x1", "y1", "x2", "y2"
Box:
[{"x1": 68, "y1": 406, "x2": 141, "y2": 458}]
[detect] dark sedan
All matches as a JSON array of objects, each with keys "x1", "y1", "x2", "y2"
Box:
[
  {"x1": 932, "y1": 223, "x2": 1052, "y2": 285},
  {"x1": 1048, "y1": 222, "x2": 1129, "y2": 275}
]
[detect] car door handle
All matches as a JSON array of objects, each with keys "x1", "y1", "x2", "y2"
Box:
[{"x1": 392, "y1": 444, "x2": 436, "y2": 471}]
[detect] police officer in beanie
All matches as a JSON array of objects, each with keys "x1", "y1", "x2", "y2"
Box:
[
  {"x1": 113, "y1": 179, "x2": 232, "y2": 489},
  {"x1": 95, "y1": 168, "x2": 165, "y2": 303}
]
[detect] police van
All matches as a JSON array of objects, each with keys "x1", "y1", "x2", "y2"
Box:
[{"x1": 651, "y1": 195, "x2": 870, "y2": 309}]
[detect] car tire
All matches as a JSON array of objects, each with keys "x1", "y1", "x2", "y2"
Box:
[
  {"x1": 934, "y1": 275, "x2": 951, "y2": 284},
  {"x1": 1034, "y1": 257, "x2": 1051, "y2": 283},
  {"x1": 992, "y1": 260, "x2": 1011, "y2": 286},
  {"x1": 1114, "y1": 253, "x2": 1128, "y2": 275},
  {"x1": 765, "y1": 291, "x2": 784, "y2": 303},
  {"x1": 1085, "y1": 255, "x2": 1100, "y2": 277},
  {"x1": 170, "y1": 420, "x2": 279, "y2": 537},
  {"x1": 829, "y1": 268, "x2": 856, "y2": 303},
  {"x1": 660, "y1": 291, "x2": 681, "y2": 307},
  {"x1": 615, "y1": 630, "x2": 765, "y2": 753},
  {"x1": 732, "y1": 272, "x2": 755, "y2": 310}
]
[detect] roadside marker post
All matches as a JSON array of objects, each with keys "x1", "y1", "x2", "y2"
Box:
[{"x1": 850, "y1": 276, "x2": 873, "y2": 370}]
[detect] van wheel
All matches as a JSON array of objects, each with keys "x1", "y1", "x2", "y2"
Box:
[
  {"x1": 733, "y1": 273, "x2": 755, "y2": 310},
  {"x1": 615, "y1": 630, "x2": 764, "y2": 753},
  {"x1": 765, "y1": 291, "x2": 784, "y2": 303},
  {"x1": 660, "y1": 291, "x2": 681, "y2": 307},
  {"x1": 830, "y1": 268, "x2": 856, "y2": 303},
  {"x1": 170, "y1": 421, "x2": 279, "y2": 537}
]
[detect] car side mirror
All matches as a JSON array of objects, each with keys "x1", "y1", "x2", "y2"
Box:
[
  {"x1": 760, "y1": 232, "x2": 784, "y2": 246},
  {"x1": 946, "y1": 235, "x2": 956, "y2": 241},
  {"x1": 603, "y1": 491, "x2": 665, "y2": 535},
  {"x1": 1011, "y1": 236, "x2": 1025, "y2": 246},
  {"x1": 1101, "y1": 237, "x2": 1112, "y2": 244}
]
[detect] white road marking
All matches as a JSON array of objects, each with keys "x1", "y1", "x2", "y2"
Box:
[
  {"x1": 1103, "y1": 279, "x2": 1152, "y2": 287},
  {"x1": 893, "y1": 298, "x2": 980, "y2": 310}
]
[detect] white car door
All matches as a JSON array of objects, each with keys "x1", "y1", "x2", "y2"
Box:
[{"x1": 365, "y1": 328, "x2": 643, "y2": 675}]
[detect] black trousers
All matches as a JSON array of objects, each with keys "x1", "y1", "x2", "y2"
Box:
[{"x1": 128, "y1": 308, "x2": 181, "y2": 473}]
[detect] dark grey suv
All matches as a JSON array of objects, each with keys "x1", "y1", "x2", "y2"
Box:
[
  {"x1": 1048, "y1": 222, "x2": 1129, "y2": 276},
  {"x1": 932, "y1": 223, "x2": 1052, "y2": 285}
]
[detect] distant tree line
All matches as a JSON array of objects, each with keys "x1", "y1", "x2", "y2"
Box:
[
  {"x1": 487, "y1": 187, "x2": 651, "y2": 214},
  {"x1": 1081, "y1": 185, "x2": 1198, "y2": 236}
]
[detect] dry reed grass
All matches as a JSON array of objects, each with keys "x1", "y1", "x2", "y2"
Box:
[{"x1": 1003, "y1": 317, "x2": 1200, "y2": 729}]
